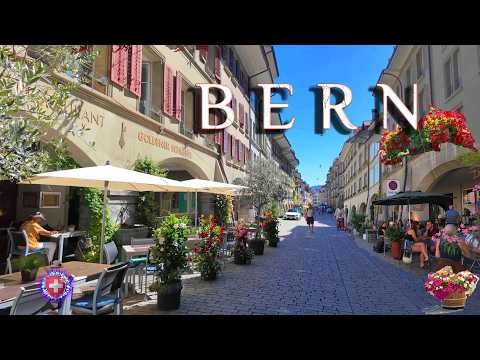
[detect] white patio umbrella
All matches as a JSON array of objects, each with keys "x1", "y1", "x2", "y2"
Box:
[
  {"x1": 180, "y1": 179, "x2": 248, "y2": 227},
  {"x1": 21, "y1": 162, "x2": 194, "y2": 263}
]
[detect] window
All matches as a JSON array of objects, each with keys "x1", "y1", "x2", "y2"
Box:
[
  {"x1": 206, "y1": 45, "x2": 216, "y2": 77},
  {"x1": 416, "y1": 48, "x2": 424, "y2": 79},
  {"x1": 405, "y1": 67, "x2": 412, "y2": 88},
  {"x1": 40, "y1": 192, "x2": 61, "y2": 208},
  {"x1": 444, "y1": 49, "x2": 461, "y2": 99},
  {"x1": 63, "y1": 45, "x2": 109, "y2": 94},
  {"x1": 139, "y1": 48, "x2": 164, "y2": 122},
  {"x1": 418, "y1": 89, "x2": 425, "y2": 118},
  {"x1": 22, "y1": 192, "x2": 39, "y2": 208},
  {"x1": 179, "y1": 80, "x2": 195, "y2": 138}
]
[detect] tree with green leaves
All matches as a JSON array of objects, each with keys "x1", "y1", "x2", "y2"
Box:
[
  {"x1": 133, "y1": 157, "x2": 168, "y2": 229},
  {"x1": 233, "y1": 158, "x2": 289, "y2": 218},
  {"x1": 0, "y1": 45, "x2": 97, "y2": 182}
]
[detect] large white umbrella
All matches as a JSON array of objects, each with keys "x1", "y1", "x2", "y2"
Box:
[
  {"x1": 21, "y1": 163, "x2": 194, "y2": 263},
  {"x1": 181, "y1": 179, "x2": 247, "y2": 195},
  {"x1": 180, "y1": 179, "x2": 248, "y2": 227}
]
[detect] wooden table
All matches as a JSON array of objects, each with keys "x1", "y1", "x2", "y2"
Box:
[
  {"x1": 0, "y1": 261, "x2": 111, "y2": 315},
  {"x1": 44, "y1": 231, "x2": 87, "y2": 263}
]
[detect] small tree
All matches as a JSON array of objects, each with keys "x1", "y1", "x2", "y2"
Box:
[
  {"x1": 234, "y1": 158, "x2": 289, "y2": 220},
  {"x1": 133, "y1": 157, "x2": 168, "y2": 229},
  {"x1": 0, "y1": 45, "x2": 97, "y2": 182}
]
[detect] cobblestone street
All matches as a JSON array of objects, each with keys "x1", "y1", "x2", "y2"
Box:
[{"x1": 124, "y1": 214, "x2": 480, "y2": 315}]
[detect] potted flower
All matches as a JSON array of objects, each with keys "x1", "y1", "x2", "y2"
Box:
[
  {"x1": 424, "y1": 266, "x2": 479, "y2": 309},
  {"x1": 432, "y1": 225, "x2": 462, "y2": 263},
  {"x1": 233, "y1": 223, "x2": 254, "y2": 265},
  {"x1": 263, "y1": 213, "x2": 280, "y2": 247},
  {"x1": 193, "y1": 216, "x2": 224, "y2": 281},
  {"x1": 385, "y1": 226, "x2": 404, "y2": 260},
  {"x1": 149, "y1": 214, "x2": 190, "y2": 310},
  {"x1": 248, "y1": 225, "x2": 265, "y2": 255},
  {"x1": 18, "y1": 253, "x2": 47, "y2": 283}
]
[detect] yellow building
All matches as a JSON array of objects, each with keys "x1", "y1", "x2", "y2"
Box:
[{"x1": 1, "y1": 45, "x2": 281, "y2": 229}]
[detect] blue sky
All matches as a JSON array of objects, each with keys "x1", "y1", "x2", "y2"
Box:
[{"x1": 274, "y1": 45, "x2": 394, "y2": 186}]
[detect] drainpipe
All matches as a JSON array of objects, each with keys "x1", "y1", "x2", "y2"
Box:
[{"x1": 427, "y1": 45, "x2": 434, "y2": 106}]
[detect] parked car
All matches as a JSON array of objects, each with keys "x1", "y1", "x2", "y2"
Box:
[
  {"x1": 283, "y1": 207, "x2": 302, "y2": 220},
  {"x1": 326, "y1": 207, "x2": 334, "y2": 214}
]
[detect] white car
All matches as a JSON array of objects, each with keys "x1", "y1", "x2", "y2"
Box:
[{"x1": 283, "y1": 208, "x2": 302, "y2": 220}]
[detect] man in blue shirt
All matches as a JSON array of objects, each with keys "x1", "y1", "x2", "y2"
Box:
[{"x1": 445, "y1": 205, "x2": 460, "y2": 226}]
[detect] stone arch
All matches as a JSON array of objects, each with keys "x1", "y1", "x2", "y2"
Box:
[
  {"x1": 417, "y1": 159, "x2": 470, "y2": 193},
  {"x1": 158, "y1": 157, "x2": 210, "y2": 181},
  {"x1": 359, "y1": 202, "x2": 367, "y2": 215},
  {"x1": 351, "y1": 205, "x2": 357, "y2": 215}
]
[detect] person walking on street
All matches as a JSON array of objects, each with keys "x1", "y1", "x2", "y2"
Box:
[
  {"x1": 334, "y1": 207, "x2": 341, "y2": 229},
  {"x1": 305, "y1": 203, "x2": 315, "y2": 233},
  {"x1": 343, "y1": 207, "x2": 348, "y2": 231}
]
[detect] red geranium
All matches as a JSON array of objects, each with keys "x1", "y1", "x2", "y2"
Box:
[{"x1": 419, "y1": 107, "x2": 476, "y2": 152}]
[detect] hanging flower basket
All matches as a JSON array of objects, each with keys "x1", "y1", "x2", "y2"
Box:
[
  {"x1": 380, "y1": 107, "x2": 477, "y2": 165},
  {"x1": 379, "y1": 127, "x2": 410, "y2": 165},
  {"x1": 419, "y1": 107, "x2": 476, "y2": 152}
]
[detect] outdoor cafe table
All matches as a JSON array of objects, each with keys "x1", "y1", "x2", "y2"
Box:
[
  {"x1": 0, "y1": 261, "x2": 111, "y2": 315},
  {"x1": 44, "y1": 231, "x2": 87, "y2": 263}
]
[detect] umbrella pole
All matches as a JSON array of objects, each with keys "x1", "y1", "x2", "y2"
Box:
[
  {"x1": 408, "y1": 201, "x2": 411, "y2": 226},
  {"x1": 99, "y1": 180, "x2": 109, "y2": 264},
  {"x1": 194, "y1": 192, "x2": 198, "y2": 228}
]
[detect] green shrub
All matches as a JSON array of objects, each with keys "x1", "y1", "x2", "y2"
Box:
[{"x1": 350, "y1": 213, "x2": 367, "y2": 235}]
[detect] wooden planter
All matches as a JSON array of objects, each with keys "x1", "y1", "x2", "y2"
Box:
[{"x1": 441, "y1": 289, "x2": 466, "y2": 309}]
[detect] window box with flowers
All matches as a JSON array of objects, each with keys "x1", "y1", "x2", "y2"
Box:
[
  {"x1": 193, "y1": 216, "x2": 224, "y2": 281},
  {"x1": 148, "y1": 214, "x2": 190, "y2": 310}
]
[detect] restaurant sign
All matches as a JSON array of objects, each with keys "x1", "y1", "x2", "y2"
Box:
[{"x1": 137, "y1": 130, "x2": 192, "y2": 159}]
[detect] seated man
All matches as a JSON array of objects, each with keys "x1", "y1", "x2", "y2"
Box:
[
  {"x1": 21, "y1": 212, "x2": 59, "y2": 264},
  {"x1": 418, "y1": 220, "x2": 438, "y2": 255}
]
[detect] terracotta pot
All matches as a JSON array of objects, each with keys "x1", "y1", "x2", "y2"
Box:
[
  {"x1": 391, "y1": 241, "x2": 402, "y2": 260},
  {"x1": 441, "y1": 289, "x2": 466, "y2": 309}
]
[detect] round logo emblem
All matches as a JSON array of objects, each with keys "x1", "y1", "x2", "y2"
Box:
[
  {"x1": 388, "y1": 181, "x2": 398, "y2": 191},
  {"x1": 40, "y1": 268, "x2": 74, "y2": 303}
]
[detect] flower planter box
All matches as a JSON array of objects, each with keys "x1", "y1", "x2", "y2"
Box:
[{"x1": 441, "y1": 289, "x2": 466, "y2": 309}]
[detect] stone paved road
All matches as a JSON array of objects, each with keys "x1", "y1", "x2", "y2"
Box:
[{"x1": 124, "y1": 214, "x2": 480, "y2": 315}]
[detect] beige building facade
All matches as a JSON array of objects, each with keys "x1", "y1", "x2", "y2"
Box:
[
  {"x1": 3, "y1": 45, "x2": 287, "y2": 230},
  {"x1": 378, "y1": 45, "x2": 480, "y2": 222}
]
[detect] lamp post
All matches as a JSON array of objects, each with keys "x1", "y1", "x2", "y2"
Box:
[{"x1": 370, "y1": 71, "x2": 408, "y2": 222}]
